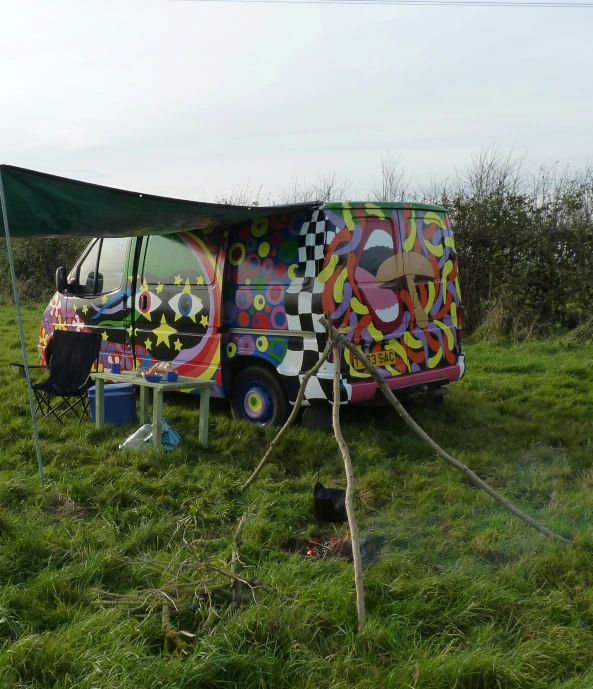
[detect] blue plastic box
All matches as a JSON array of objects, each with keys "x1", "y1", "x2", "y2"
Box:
[{"x1": 88, "y1": 383, "x2": 137, "y2": 427}]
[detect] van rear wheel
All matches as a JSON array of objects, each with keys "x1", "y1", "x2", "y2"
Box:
[{"x1": 231, "y1": 367, "x2": 288, "y2": 427}]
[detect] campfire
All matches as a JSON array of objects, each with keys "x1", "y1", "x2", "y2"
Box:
[
  {"x1": 303, "y1": 532, "x2": 352, "y2": 560},
  {"x1": 284, "y1": 532, "x2": 383, "y2": 567}
]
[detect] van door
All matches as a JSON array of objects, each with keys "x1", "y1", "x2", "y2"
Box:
[
  {"x1": 133, "y1": 231, "x2": 223, "y2": 383},
  {"x1": 320, "y1": 211, "x2": 407, "y2": 380},
  {"x1": 68, "y1": 237, "x2": 134, "y2": 370},
  {"x1": 396, "y1": 208, "x2": 459, "y2": 371}
]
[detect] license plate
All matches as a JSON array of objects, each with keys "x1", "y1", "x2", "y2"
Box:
[{"x1": 351, "y1": 348, "x2": 397, "y2": 370}]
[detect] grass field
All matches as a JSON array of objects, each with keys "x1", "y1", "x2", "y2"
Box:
[{"x1": 0, "y1": 303, "x2": 593, "y2": 688}]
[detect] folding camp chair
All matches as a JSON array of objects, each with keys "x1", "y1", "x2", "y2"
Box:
[{"x1": 11, "y1": 330, "x2": 101, "y2": 424}]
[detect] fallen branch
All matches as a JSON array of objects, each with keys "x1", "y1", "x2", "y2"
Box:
[
  {"x1": 94, "y1": 513, "x2": 282, "y2": 645},
  {"x1": 231, "y1": 512, "x2": 247, "y2": 604},
  {"x1": 331, "y1": 337, "x2": 366, "y2": 630},
  {"x1": 320, "y1": 316, "x2": 570, "y2": 545},
  {"x1": 241, "y1": 346, "x2": 331, "y2": 492},
  {"x1": 162, "y1": 596, "x2": 196, "y2": 656}
]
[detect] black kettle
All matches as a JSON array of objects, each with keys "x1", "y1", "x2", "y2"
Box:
[{"x1": 313, "y1": 482, "x2": 347, "y2": 522}]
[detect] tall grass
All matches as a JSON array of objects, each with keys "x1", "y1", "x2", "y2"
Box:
[{"x1": 0, "y1": 304, "x2": 593, "y2": 687}]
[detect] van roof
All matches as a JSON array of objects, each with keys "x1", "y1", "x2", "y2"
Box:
[{"x1": 323, "y1": 201, "x2": 447, "y2": 213}]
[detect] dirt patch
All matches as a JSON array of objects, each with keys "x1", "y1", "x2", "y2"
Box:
[{"x1": 42, "y1": 492, "x2": 97, "y2": 520}]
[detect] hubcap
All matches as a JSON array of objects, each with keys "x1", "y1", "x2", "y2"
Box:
[{"x1": 241, "y1": 382, "x2": 274, "y2": 425}]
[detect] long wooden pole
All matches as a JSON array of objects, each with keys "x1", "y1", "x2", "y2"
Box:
[
  {"x1": 320, "y1": 317, "x2": 570, "y2": 544},
  {"x1": 331, "y1": 339, "x2": 366, "y2": 629}
]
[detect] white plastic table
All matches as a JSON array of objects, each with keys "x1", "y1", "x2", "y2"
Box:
[{"x1": 90, "y1": 371, "x2": 215, "y2": 449}]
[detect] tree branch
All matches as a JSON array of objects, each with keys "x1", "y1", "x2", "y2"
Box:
[
  {"x1": 331, "y1": 339, "x2": 366, "y2": 630},
  {"x1": 320, "y1": 317, "x2": 570, "y2": 544}
]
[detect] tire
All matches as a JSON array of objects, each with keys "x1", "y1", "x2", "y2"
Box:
[{"x1": 230, "y1": 367, "x2": 288, "y2": 427}]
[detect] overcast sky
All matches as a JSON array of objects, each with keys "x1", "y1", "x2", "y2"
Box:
[{"x1": 1, "y1": 0, "x2": 591, "y2": 201}]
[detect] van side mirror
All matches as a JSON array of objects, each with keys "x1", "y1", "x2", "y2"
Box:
[{"x1": 56, "y1": 267, "x2": 67, "y2": 294}]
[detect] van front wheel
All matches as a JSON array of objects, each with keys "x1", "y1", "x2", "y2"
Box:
[{"x1": 231, "y1": 367, "x2": 288, "y2": 427}]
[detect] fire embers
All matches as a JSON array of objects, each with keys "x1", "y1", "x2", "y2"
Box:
[
  {"x1": 285, "y1": 534, "x2": 353, "y2": 561},
  {"x1": 305, "y1": 534, "x2": 352, "y2": 560},
  {"x1": 285, "y1": 533, "x2": 384, "y2": 565}
]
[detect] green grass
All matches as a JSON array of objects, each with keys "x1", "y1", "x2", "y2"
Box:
[{"x1": 1, "y1": 303, "x2": 593, "y2": 688}]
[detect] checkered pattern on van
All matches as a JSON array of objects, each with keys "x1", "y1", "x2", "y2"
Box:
[{"x1": 279, "y1": 209, "x2": 352, "y2": 407}]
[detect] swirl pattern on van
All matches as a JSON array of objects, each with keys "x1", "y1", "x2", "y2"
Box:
[{"x1": 321, "y1": 204, "x2": 461, "y2": 378}]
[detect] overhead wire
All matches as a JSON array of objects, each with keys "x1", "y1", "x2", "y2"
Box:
[{"x1": 177, "y1": 0, "x2": 593, "y2": 7}]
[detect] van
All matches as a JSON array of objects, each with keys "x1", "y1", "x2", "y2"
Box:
[{"x1": 39, "y1": 201, "x2": 465, "y2": 426}]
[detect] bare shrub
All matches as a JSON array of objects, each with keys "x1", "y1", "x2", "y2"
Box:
[
  {"x1": 371, "y1": 152, "x2": 411, "y2": 202},
  {"x1": 277, "y1": 172, "x2": 348, "y2": 204}
]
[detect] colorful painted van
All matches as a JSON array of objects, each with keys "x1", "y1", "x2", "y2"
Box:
[{"x1": 40, "y1": 202, "x2": 465, "y2": 426}]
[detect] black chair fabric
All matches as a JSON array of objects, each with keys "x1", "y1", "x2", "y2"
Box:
[{"x1": 16, "y1": 330, "x2": 101, "y2": 423}]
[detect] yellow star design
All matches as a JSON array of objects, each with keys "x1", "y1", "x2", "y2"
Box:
[
  {"x1": 126, "y1": 325, "x2": 133, "y2": 337},
  {"x1": 102, "y1": 295, "x2": 108, "y2": 305},
  {"x1": 196, "y1": 275, "x2": 204, "y2": 286},
  {"x1": 182, "y1": 278, "x2": 192, "y2": 294},
  {"x1": 82, "y1": 304, "x2": 89, "y2": 315},
  {"x1": 153, "y1": 314, "x2": 177, "y2": 347},
  {"x1": 101, "y1": 331, "x2": 109, "y2": 341},
  {"x1": 156, "y1": 282, "x2": 164, "y2": 294},
  {"x1": 128, "y1": 275, "x2": 134, "y2": 282},
  {"x1": 140, "y1": 279, "x2": 148, "y2": 292},
  {"x1": 200, "y1": 314, "x2": 208, "y2": 327},
  {"x1": 174, "y1": 339, "x2": 183, "y2": 352},
  {"x1": 174, "y1": 274, "x2": 182, "y2": 286},
  {"x1": 72, "y1": 304, "x2": 77, "y2": 312},
  {"x1": 144, "y1": 338, "x2": 152, "y2": 351}
]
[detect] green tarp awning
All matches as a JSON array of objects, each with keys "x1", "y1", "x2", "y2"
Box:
[
  {"x1": 0, "y1": 165, "x2": 318, "y2": 239},
  {"x1": 0, "y1": 164, "x2": 319, "y2": 485}
]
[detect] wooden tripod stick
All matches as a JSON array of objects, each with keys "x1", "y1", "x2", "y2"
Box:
[{"x1": 319, "y1": 316, "x2": 570, "y2": 545}]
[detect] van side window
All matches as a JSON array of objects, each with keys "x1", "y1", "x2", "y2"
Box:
[
  {"x1": 143, "y1": 234, "x2": 214, "y2": 285},
  {"x1": 77, "y1": 238, "x2": 128, "y2": 296},
  {"x1": 77, "y1": 240, "x2": 101, "y2": 296},
  {"x1": 97, "y1": 238, "x2": 128, "y2": 293}
]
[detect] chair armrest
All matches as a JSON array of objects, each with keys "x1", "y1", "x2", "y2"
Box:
[
  {"x1": 10, "y1": 362, "x2": 50, "y2": 379},
  {"x1": 10, "y1": 363, "x2": 49, "y2": 369}
]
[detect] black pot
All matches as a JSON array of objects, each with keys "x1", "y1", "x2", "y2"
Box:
[{"x1": 313, "y1": 482, "x2": 347, "y2": 522}]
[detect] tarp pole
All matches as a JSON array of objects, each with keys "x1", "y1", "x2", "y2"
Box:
[{"x1": 0, "y1": 170, "x2": 45, "y2": 485}]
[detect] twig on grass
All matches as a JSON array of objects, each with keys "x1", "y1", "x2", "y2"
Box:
[
  {"x1": 94, "y1": 513, "x2": 283, "y2": 650},
  {"x1": 231, "y1": 512, "x2": 247, "y2": 604}
]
